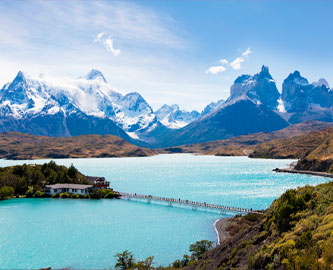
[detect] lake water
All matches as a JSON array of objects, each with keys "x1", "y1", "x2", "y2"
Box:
[{"x1": 0, "y1": 155, "x2": 329, "y2": 269}]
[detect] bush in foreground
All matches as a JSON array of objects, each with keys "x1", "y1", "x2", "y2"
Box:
[
  {"x1": 71, "y1": 193, "x2": 79, "y2": 199},
  {"x1": 113, "y1": 240, "x2": 214, "y2": 269},
  {"x1": 114, "y1": 250, "x2": 154, "y2": 270},
  {"x1": 90, "y1": 189, "x2": 115, "y2": 199},
  {"x1": 0, "y1": 186, "x2": 14, "y2": 199},
  {"x1": 33, "y1": 190, "x2": 46, "y2": 198},
  {"x1": 59, "y1": 192, "x2": 70, "y2": 198},
  {"x1": 25, "y1": 186, "x2": 34, "y2": 198}
]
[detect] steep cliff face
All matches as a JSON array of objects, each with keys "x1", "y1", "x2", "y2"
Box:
[
  {"x1": 150, "y1": 66, "x2": 289, "y2": 147},
  {"x1": 0, "y1": 70, "x2": 157, "y2": 142},
  {"x1": 281, "y1": 71, "x2": 333, "y2": 123},
  {"x1": 230, "y1": 65, "x2": 280, "y2": 109}
]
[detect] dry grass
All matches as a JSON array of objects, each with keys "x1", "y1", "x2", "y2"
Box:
[{"x1": 0, "y1": 132, "x2": 156, "y2": 159}]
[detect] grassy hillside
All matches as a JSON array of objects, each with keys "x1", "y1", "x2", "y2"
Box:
[
  {"x1": 0, "y1": 132, "x2": 156, "y2": 159},
  {"x1": 250, "y1": 127, "x2": 333, "y2": 173},
  {"x1": 185, "y1": 181, "x2": 333, "y2": 270},
  {"x1": 0, "y1": 121, "x2": 330, "y2": 161},
  {"x1": 162, "y1": 121, "x2": 332, "y2": 156}
]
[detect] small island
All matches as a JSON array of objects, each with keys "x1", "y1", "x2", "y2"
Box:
[{"x1": 0, "y1": 161, "x2": 118, "y2": 200}]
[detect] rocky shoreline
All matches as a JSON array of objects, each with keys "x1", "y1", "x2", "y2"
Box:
[
  {"x1": 214, "y1": 218, "x2": 232, "y2": 244},
  {"x1": 273, "y1": 168, "x2": 333, "y2": 178}
]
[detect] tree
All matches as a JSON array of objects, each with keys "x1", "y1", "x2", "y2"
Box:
[
  {"x1": 172, "y1": 254, "x2": 190, "y2": 268},
  {"x1": 0, "y1": 186, "x2": 14, "y2": 199},
  {"x1": 25, "y1": 186, "x2": 34, "y2": 198},
  {"x1": 189, "y1": 240, "x2": 214, "y2": 260},
  {"x1": 115, "y1": 250, "x2": 135, "y2": 270},
  {"x1": 136, "y1": 256, "x2": 154, "y2": 270},
  {"x1": 68, "y1": 164, "x2": 79, "y2": 179}
]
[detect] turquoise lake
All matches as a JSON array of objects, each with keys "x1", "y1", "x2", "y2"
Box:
[{"x1": 0, "y1": 154, "x2": 330, "y2": 269}]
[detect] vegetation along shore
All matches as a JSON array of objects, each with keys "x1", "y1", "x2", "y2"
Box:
[
  {"x1": 94, "y1": 181, "x2": 333, "y2": 270},
  {"x1": 0, "y1": 121, "x2": 332, "y2": 177},
  {"x1": 0, "y1": 161, "x2": 117, "y2": 200}
]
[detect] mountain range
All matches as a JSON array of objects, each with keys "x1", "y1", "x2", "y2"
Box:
[{"x1": 0, "y1": 66, "x2": 332, "y2": 147}]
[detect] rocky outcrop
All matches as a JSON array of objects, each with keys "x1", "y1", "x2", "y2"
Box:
[{"x1": 281, "y1": 71, "x2": 333, "y2": 123}]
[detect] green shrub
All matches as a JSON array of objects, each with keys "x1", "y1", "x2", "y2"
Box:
[
  {"x1": 295, "y1": 231, "x2": 312, "y2": 249},
  {"x1": 244, "y1": 213, "x2": 259, "y2": 222},
  {"x1": 104, "y1": 190, "x2": 115, "y2": 199},
  {"x1": 71, "y1": 193, "x2": 79, "y2": 199},
  {"x1": 25, "y1": 186, "x2": 34, "y2": 198},
  {"x1": 0, "y1": 186, "x2": 14, "y2": 199},
  {"x1": 90, "y1": 189, "x2": 103, "y2": 199},
  {"x1": 79, "y1": 194, "x2": 89, "y2": 199},
  {"x1": 52, "y1": 193, "x2": 60, "y2": 198},
  {"x1": 33, "y1": 190, "x2": 46, "y2": 198},
  {"x1": 189, "y1": 240, "x2": 214, "y2": 260},
  {"x1": 272, "y1": 189, "x2": 307, "y2": 233},
  {"x1": 60, "y1": 192, "x2": 70, "y2": 198}
]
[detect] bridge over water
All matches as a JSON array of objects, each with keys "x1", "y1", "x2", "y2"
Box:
[{"x1": 115, "y1": 192, "x2": 262, "y2": 215}]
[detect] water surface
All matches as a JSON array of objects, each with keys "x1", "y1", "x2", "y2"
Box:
[{"x1": 0, "y1": 155, "x2": 329, "y2": 268}]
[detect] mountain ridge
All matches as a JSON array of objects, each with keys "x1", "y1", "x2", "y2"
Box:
[{"x1": 0, "y1": 66, "x2": 332, "y2": 148}]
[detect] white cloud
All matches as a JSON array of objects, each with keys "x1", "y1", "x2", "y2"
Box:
[
  {"x1": 207, "y1": 47, "x2": 252, "y2": 74},
  {"x1": 206, "y1": 65, "x2": 227, "y2": 74},
  {"x1": 94, "y1": 33, "x2": 120, "y2": 56},
  {"x1": 230, "y1": 57, "x2": 245, "y2": 70},
  {"x1": 242, "y1": 46, "x2": 252, "y2": 58}
]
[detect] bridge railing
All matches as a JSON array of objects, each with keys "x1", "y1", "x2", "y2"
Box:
[{"x1": 115, "y1": 192, "x2": 262, "y2": 214}]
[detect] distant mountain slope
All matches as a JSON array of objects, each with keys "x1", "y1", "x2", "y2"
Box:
[
  {"x1": 155, "y1": 100, "x2": 225, "y2": 129},
  {"x1": 151, "y1": 66, "x2": 289, "y2": 147},
  {"x1": 230, "y1": 65, "x2": 280, "y2": 109},
  {"x1": 281, "y1": 70, "x2": 333, "y2": 123},
  {"x1": 1, "y1": 66, "x2": 332, "y2": 148},
  {"x1": 155, "y1": 104, "x2": 200, "y2": 129},
  {"x1": 0, "y1": 132, "x2": 155, "y2": 159},
  {"x1": 0, "y1": 70, "x2": 158, "y2": 142},
  {"x1": 200, "y1": 99, "x2": 225, "y2": 116},
  {"x1": 162, "y1": 121, "x2": 332, "y2": 156},
  {"x1": 250, "y1": 126, "x2": 333, "y2": 173}
]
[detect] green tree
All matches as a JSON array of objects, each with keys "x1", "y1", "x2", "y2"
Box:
[
  {"x1": 115, "y1": 250, "x2": 135, "y2": 270},
  {"x1": 136, "y1": 256, "x2": 154, "y2": 270},
  {"x1": 25, "y1": 186, "x2": 34, "y2": 197},
  {"x1": 273, "y1": 189, "x2": 306, "y2": 233},
  {"x1": 172, "y1": 254, "x2": 191, "y2": 268},
  {"x1": 189, "y1": 240, "x2": 214, "y2": 260},
  {"x1": 0, "y1": 186, "x2": 14, "y2": 199},
  {"x1": 68, "y1": 164, "x2": 79, "y2": 179}
]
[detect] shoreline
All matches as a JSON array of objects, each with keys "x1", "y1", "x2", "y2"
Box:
[
  {"x1": 214, "y1": 217, "x2": 232, "y2": 245},
  {"x1": 273, "y1": 168, "x2": 333, "y2": 178}
]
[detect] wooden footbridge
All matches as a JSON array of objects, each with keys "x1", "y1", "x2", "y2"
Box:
[{"x1": 115, "y1": 192, "x2": 262, "y2": 215}]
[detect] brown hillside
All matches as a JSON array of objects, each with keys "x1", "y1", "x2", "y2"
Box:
[
  {"x1": 0, "y1": 132, "x2": 155, "y2": 160},
  {"x1": 250, "y1": 127, "x2": 333, "y2": 173},
  {"x1": 163, "y1": 121, "x2": 332, "y2": 156}
]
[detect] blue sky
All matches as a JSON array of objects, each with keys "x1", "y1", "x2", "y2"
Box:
[{"x1": 0, "y1": 0, "x2": 332, "y2": 111}]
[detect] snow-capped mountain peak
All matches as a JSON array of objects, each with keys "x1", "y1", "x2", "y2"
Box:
[
  {"x1": 229, "y1": 65, "x2": 280, "y2": 109},
  {"x1": 84, "y1": 69, "x2": 107, "y2": 83},
  {"x1": 312, "y1": 78, "x2": 330, "y2": 89},
  {"x1": 0, "y1": 70, "x2": 157, "y2": 136},
  {"x1": 155, "y1": 104, "x2": 200, "y2": 129},
  {"x1": 201, "y1": 99, "x2": 225, "y2": 116}
]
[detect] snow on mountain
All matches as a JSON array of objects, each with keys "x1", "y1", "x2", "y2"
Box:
[
  {"x1": 84, "y1": 69, "x2": 107, "y2": 82},
  {"x1": 155, "y1": 104, "x2": 200, "y2": 129},
  {"x1": 0, "y1": 70, "x2": 157, "y2": 137},
  {"x1": 229, "y1": 65, "x2": 280, "y2": 109},
  {"x1": 201, "y1": 99, "x2": 225, "y2": 116},
  {"x1": 312, "y1": 78, "x2": 330, "y2": 88},
  {"x1": 282, "y1": 71, "x2": 333, "y2": 123}
]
